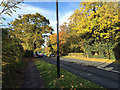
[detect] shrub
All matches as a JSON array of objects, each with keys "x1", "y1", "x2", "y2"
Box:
[{"x1": 68, "y1": 53, "x2": 86, "y2": 58}]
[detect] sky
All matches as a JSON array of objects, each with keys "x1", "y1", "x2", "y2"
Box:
[
  {"x1": 1, "y1": 2, "x2": 81, "y2": 33},
  {"x1": 1, "y1": 1, "x2": 81, "y2": 47}
]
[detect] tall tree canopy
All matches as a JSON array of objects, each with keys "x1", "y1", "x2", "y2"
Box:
[
  {"x1": 46, "y1": 2, "x2": 120, "y2": 60},
  {"x1": 68, "y1": 2, "x2": 119, "y2": 59},
  {"x1": 9, "y1": 13, "x2": 53, "y2": 53}
]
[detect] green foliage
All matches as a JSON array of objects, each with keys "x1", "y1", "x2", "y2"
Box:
[
  {"x1": 68, "y1": 53, "x2": 86, "y2": 58},
  {"x1": 9, "y1": 13, "x2": 53, "y2": 53},
  {"x1": 53, "y1": 2, "x2": 119, "y2": 60},
  {"x1": 2, "y1": 28, "x2": 24, "y2": 64},
  {"x1": 113, "y1": 43, "x2": 120, "y2": 61},
  {"x1": 2, "y1": 28, "x2": 25, "y2": 88}
]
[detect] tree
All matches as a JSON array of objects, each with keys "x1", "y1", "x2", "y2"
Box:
[
  {"x1": 2, "y1": 28, "x2": 26, "y2": 88},
  {"x1": 68, "y1": 2, "x2": 119, "y2": 59},
  {"x1": 47, "y1": 23, "x2": 70, "y2": 55},
  {"x1": 9, "y1": 13, "x2": 53, "y2": 56},
  {"x1": 0, "y1": 0, "x2": 23, "y2": 24},
  {"x1": 2, "y1": 28, "x2": 24, "y2": 63},
  {"x1": 44, "y1": 47, "x2": 51, "y2": 54}
]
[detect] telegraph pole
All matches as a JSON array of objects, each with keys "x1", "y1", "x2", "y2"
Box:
[{"x1": 56, "y1": 0, "x2": 60, "y2": 78}]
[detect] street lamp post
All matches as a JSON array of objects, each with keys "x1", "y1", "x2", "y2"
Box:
[{"x1": 56, "y1": 0, "x2": 60, "y2": 78}]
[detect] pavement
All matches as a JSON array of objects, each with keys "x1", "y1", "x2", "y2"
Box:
[
  {"x1": 21, "y1": 60, "x2": 46, "y2": 88},
  {"x1": 60, "y1": 57, "x2": 120, "y2": 73}
]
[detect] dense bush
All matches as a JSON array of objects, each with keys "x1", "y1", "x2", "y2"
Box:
[
  {"x1": 2, "y1": 28, "x2": 25, "y2": 88},
  {"x1": 2, "y1": 28, "x2": 24, "y2": 64},
  {"x1": 68, "y1": 53, "x2": 86, "y2": 58},
  {"x1": 113, "y1": 43, "x2": 120, "y2": 61}
]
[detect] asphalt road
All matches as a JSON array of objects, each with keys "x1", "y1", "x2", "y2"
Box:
[
  {"x1": 43, "y1": 57, "x2": 120, "y2": 89},
  {"x1": 60, "y1": 57, "x2": 120, "y2": 73}
]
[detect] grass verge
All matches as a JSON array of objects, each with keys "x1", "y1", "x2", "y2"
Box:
[
  {"x1": 63, "y1": 56, "x2": 115, "y2": 63},
  {"x1": 34, "y1": 59, "x2": 105, "y2": 89}
]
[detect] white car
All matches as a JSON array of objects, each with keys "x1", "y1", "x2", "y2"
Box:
[{"x1": 36, "y1": 52, "x2": 44, "y2": 57}]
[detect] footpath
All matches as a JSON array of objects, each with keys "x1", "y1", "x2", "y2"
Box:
[
  {"x1": 59, "y1": 57, "x2": 120, "y2": 73},
  {"x1": 21, "y1": 59, "x2": 46, "y2": 88}
]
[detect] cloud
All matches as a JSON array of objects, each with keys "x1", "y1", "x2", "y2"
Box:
[
  {"x1": 49, "y1": 11, "x2": 74, "y2": 34},
  {"x1": 2, "y1": 3, "x2": 74, "y2": 34},
  {"x1": 10, "y1": 0, "x2": 81, "y2": 2},
  {"x1": 3, "y1": 3, "x2": 55, "y2": 21},
  {"x1": 49, "y1": 11, "x2": 73, "y2": 34},
  {"x1": 60, "y1": 11, "x2": 74, "y2": 25},
  {"x1": 2, "y1": 3, "x2": 57, "y2": 30},
  {"x1": 49, "y1": 20, "x2": 56, "y2": 27}
]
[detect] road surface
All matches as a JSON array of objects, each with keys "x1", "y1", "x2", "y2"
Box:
[{"x1": 43, "y1": 57, "x2": 120, "y2": 89}]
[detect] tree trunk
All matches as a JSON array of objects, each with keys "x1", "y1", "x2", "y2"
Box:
[
  {"x1": 34, "y1": 43, "x2": 37, "y2": 57},
  {"x1": 93, "y1": 6, "x2": 96, "y2": 18}
]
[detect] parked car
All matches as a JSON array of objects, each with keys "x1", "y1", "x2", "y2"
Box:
[
  {"x1": 50, "y1": 54, "x2": 55, "y2": 57},
  {"x1": 38, "y1": 53, "x2": 44, "y2": 57},
  {"x1": 44, "y1": 54, "x2": 47, "y2": 57}
]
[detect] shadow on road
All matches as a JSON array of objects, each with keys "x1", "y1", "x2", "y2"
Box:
[{"x1": 43, "y1": 57, "x2": 119, "y2": 88}]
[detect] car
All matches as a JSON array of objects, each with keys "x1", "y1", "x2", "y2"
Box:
[
  {"x1": 50, "y1": 54, "x2": 55, "y2": 57},
  {"x1": 38, "y1": 53, "x2": 44, "y2": 57},
  {"x1": 44, "y1": 54, "x2": 47, "y2": 57}
]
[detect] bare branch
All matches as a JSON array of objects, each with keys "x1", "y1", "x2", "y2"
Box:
[
  {"x1": 0, "y1": 2, "x2": 9, "y2": 15},
  {"x1": 0, "y1": 0, "x2": 23, "y2": 16}
]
